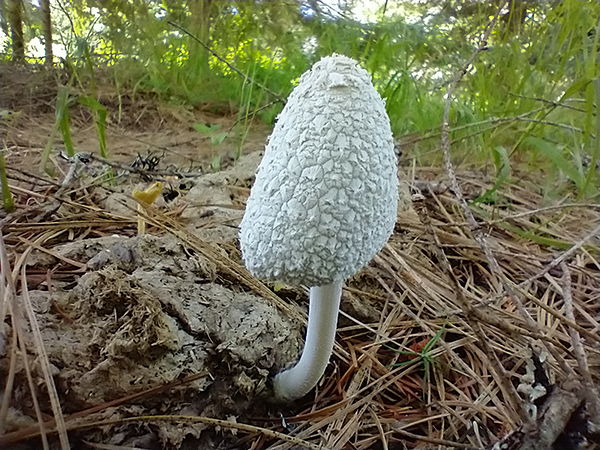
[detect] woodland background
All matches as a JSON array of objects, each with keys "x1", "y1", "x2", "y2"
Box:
[
  {"x1": 1, "y1": 0, "x2": 598, "y2": 193},
  {"x1": 1, "y1": 1, "x2": 600, "y2": 450}
]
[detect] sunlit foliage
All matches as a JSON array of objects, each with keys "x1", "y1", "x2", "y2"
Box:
[{"x1": 1, "y1": 0, "x2": 598, "y2": 198}]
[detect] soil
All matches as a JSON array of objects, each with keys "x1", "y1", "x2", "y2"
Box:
[{"x1": 0, "y1": 63, "x2": 309, "y2": 449}]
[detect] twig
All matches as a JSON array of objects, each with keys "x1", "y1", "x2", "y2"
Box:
[
  {"x1": 478, "y1": 222, "x2": 600, "y2": 307},
  {"x1": 413, "y1": 200, "x2": 532, "y2": 426},
  {"x1": 441, "y1": 2, "x2": 525, "y2": 317},
  {"x1": 167, "y1": 21, "x2": 287, "y2": 104},
  {"x1": 399, "y1": 106, "x2": 549, "y2": 147},
  {"x1": 560, "y1": 262, "x2": 600, "y2": 421},
  {"x1": 486, "y1": 202, "x2": 600, "y2": 225},
  {"x1": 66, "y1": 415, "x2": 323, "y2": 450},
  {"x1": 84, "y1": 152, "x2": 204, "y2": 178},
  {"x1": 507, "y1": 92, "x2": 587, "y2": 113},
  {"x1": 438, "y1": 0, "x2": 579, "y2": 381},
  {"x1": 108, "y1": 128, "x2": 205, "y2": 166},
  {"x1": 9, "y1": 167, "x2": 63, "y2": 187},
  {"x1": 512, "y1": 118, "x2": 589, "y2": 136}
]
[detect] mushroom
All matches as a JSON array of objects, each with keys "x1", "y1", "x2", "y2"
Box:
[
  {"x1": 239, "y1": 54, "x2": 398, "y2": 401},
  {"x1": 133, "y1": 181, "x2": 163, "y2": 235}
]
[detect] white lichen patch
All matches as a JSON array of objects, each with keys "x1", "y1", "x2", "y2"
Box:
[{"x1": 240, "y1": 54, "x2": 399, "y2": 286}]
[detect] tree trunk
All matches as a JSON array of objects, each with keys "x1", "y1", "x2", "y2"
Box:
[
  {"x1": 189, "y1": 0, "x2": 212, "y2": 69},
  {"x1": 41, "y1": 0, "x2": 53, "y2": 68},
  {"x1": 0, "y1": 0, "x2": 10, "y2": 37},
  {"x1": 7, "y1": 0, "x2": 25, "y2": 63}
]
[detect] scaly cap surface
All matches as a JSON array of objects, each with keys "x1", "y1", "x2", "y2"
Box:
[{"x1": 240, "y1": 54, "x2": 398, "y2": 286}]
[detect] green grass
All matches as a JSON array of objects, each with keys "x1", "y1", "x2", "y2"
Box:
[{"x1": 0, "y1": 151, "x2": 15, "y2": 213}]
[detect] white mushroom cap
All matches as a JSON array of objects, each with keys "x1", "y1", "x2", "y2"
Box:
[{"x1": 240, "y1": 54, "x2": 398, "y2": 286}]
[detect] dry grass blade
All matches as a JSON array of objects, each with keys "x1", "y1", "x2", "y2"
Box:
[
  {"x1": 0, "y1": 332, "x2": 18, "y2": 433},
  {"x1": 561, "y1": 262, "x2": 600, "y2": 423},
  {"x1": 69, "y1": 415, "x2": 323, "y2": 450},
  {"x1": 369, "y1": 406, "x2": 389, "y2": 450},
  {"x1": 0, "y1": 231, "x2": 51, "y2": 449},
  {"x1": 19, "y1": 265, "x2": 70, "y2": 449}
]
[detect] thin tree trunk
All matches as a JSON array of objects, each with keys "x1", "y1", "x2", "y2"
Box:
[
  {"x1": 189, "y1": 0, "x2": 211, "y2": 69},
  {"x1": 8, "y1": 0, "x2": 25, "y2": 63},
  {"x1": 0, "y1": 0, "x2": 10, "y2": 37},
  {"x1": 41, "y1": 0, "x2": 53, "y2": 68}
]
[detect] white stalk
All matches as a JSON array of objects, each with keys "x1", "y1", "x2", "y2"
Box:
[{"x1": 273, "y1": 280, "x2": 344, "y2": 401}]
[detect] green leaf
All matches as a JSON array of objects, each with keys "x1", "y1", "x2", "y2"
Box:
[
  {"x1": 422, "y1": 325, "x2": 445, "y2": 353},
  {"x1": 96, "y1": 107, "x2": 108, "y2": 158},
  {"x1": 273, "y1": 283, "x2": 286, "y2": 292},
  {"x1": 211, "y1": 132, "x2": 228, "y2": 146},
  {"x1": 525, "y1": 137, "x2": 584, "y2": 190},
  {"x1": 193, "y1": 123, "x2": 222, "y2": 134},
  {"x1": 559, "y1": 77, "x2": 592, "y2": 102},
  {"x1": 0, "y1": 109, "x2": 21, "y2": 121},
  {"x1": 211, "y1": 155, "x2": 221, "y2": 172},
  {"x1": 56, "y1": 87, "x2": 75, "y2": 157},
  {"x1": 78, "y1": 96, "x2": 109, "y2": 158}
]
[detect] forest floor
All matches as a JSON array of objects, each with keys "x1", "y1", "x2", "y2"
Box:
[{"x1": 1, "y1": 63, "x2": 599, "y2": 450}]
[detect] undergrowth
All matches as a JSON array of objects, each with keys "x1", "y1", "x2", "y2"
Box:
[{"x1": 2, "y1": 0, "x2": 599, "y2": 198}]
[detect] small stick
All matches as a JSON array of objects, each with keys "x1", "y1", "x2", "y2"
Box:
[
  {"x1": 560, "y1": 262, "x2": 600, "y2": 423},
  {"x1": 437, "y1": 0, "x2": 578, "y2": 381}
]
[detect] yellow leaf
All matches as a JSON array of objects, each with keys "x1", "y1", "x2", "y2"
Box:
[{"x1": 133, "y1": 182, "x2": 163, "y2": 205}]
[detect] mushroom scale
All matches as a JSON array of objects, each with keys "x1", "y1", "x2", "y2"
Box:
[{"x1": 240, "y1": 54, "x2": 398, "y2": 401}]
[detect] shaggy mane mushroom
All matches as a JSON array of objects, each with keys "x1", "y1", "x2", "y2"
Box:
[{"x1": 240, "y1": 54, "x2": 399, "y2": 401}]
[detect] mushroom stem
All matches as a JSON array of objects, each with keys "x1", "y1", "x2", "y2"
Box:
[{"x1": 273, "y1": 280, "x2": 344, "y2": 401}]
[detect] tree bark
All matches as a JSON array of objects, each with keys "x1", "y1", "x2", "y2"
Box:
[
  {"x1": 41, "y1": 0, "x2": 53, "y2": 68},
  {"x1": 7, "y1": 0, "x2": 25, "y2": 63}
]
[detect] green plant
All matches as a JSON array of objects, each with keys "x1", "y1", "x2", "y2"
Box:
[
  {"x1": 193, "y1": 123, "x2": 228, "y2": 171},
  {"x1": 389, "y1": 325, "x2": 446, "y2": 387},
  {"x1": 40, "y1": 38, "x2": 110, "y2": 174},
  {"x1": 0, "y1": 151, "x2": 15, "y2": 213},
  {"x1": 474, "y1": 146, "x2": 511, "y2": 204},
  {"x1": 78, "y1": 96, "x2": 108, "y2": 158},
  {"x1": 40, "y1": 85, "x2": 75, "y2": 175}
]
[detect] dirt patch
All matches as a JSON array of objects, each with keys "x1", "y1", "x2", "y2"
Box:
[
  {"x1": 5, "y1": 233, "x2": 302, "y2": 447},
  {"x1": 1, "y1": 62, "x2": 272, "y2": 176}
]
